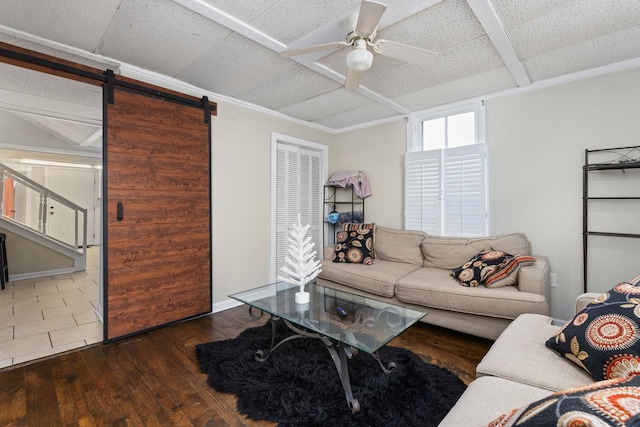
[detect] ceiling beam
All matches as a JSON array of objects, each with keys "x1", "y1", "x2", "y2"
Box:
[
  {"x1": 305, "y1": 62, "x2": 410, "y2": 115},
  {"x1": 12, "y1": 112, "x2": 82, "y2": 148},
  {"x1": 466, "y1": 0, "x2": 531, "y2": 87},
  {"x1": 80, "y1": 129, "x2": 102, "y2": 147},
  {"x1": 173, "y1": 0, "x2": 414, "y2": 116},
  {"x1": 172, "y1": 0, "x2": 286, "y2": 52}
]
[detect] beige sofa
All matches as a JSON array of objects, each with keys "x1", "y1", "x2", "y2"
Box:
[
  {"x1": 317, "y1": 226, "x2": 550, "y2": 340},
  {"x1": 439, "y1": 294, "x2": 600, "y2": 426}
]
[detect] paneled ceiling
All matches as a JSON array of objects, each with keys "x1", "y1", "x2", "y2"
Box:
[{"x1": 1, "y1": 0, "x2": 640, "y2": 132}]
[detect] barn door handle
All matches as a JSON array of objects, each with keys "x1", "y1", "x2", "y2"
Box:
[{"x1": 117, "y1": 202, "x2": 124, "y2": 222}]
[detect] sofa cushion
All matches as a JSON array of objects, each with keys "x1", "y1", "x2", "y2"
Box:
[
  {"x1": 546, "y1": 281, "x2": 640, "y2": 381},
  {"x1": 437, "y1": 376, "x2": 552, "y2": 427},
  {"x1": 486, "y1": 375, "x2": 640, "y2": 427},
  {"x1": 395, "y1": 268, "x2": 548, "y2": 319},
  {"x1": 333, "y1": 228, "x2": 374, "y2": 265},
  {"x1": 422, "y1": 233, "x2": 530, "y2": 269},
  {"x1": 318, "y1": 259, "x2": 420, "y2": 298},
  {"x1": 451, "y1": 248, "x2": 511, "y2": 287},
  {"x1": 374, "y1": 226, "x2": 426, "y2": 266},
  {"x1": 484, "y1": 255, "x2": 537, "y2": 288},
  {"x1": 476, "y1": 314, "x2": 594, "y2": 392}
]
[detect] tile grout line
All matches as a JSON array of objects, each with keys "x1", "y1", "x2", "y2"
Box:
[{"x1": 6, "y1": 248, "x2": 101, "y2": 366}]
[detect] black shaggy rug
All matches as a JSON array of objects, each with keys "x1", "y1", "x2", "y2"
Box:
[{"x1": 195, "y1": 321, "x2": 466, "y2": 427}]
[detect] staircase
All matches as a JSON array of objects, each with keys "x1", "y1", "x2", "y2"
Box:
[{"x1": 0, "y1": 162, "x2": 87, "y2": 278}]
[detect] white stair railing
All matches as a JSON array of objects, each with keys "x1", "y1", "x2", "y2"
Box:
[{"x1": 0, "y1": 162, "x2": 87, "y2": 260}]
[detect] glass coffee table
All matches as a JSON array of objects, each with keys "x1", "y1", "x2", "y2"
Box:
[{"x1": 229, "y1": 281, "x2": 427, "y2": 414}]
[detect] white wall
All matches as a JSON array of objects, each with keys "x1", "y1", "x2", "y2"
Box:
[
  {"x1": 332, "y1": 67, "x2": 640, "y2": 321},
  {"x1": 331, "y1": 119, "x2": 407, "y2": 229},
  {"x1": 487, "y1": 66, "x2": 640, "y2": 320},
  {"x1": 210, "y1": 101, "x2": 332, "y2": 305}
]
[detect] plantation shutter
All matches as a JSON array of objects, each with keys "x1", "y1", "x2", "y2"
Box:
[
  {"x1": 405, "y1": 150, "x2": 442, "y2": 234},
  {"x1": 443, "y1": 144, "x2": 487, "y2": 237},
  {"x1": 275, "y1": 143, "x2": 322, "y2": 279},
  {"x1": 405, "y1": 144, "x2": 486, "y2": 236}
]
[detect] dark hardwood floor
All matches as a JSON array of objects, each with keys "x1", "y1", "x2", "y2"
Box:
[{"x1": 0, "y1": 305, "x2": 493, "y2": 426}]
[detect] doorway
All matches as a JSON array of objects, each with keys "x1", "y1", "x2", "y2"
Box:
[
  {"x1": 0, "y1": 40, "x2": 214, "y2": 363},
  {"x1": 0, "y1": 60, "x2": 103, "y2": 366}
]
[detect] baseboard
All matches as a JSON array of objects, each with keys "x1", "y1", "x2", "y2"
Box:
[
  {"x1": 212, "y1": 298, "x2": 243, "y2": 313},
  {"x1": 10, "y1": 268, "x2": 75, "y2": 282}
]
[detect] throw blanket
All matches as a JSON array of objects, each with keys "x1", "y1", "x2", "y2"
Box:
[
  {"x1": 328, "y1": 170, "x2": 373, "y2": 198},
  {"x1": 338, "y1": 211, "x2": 364, "y2": 225}
]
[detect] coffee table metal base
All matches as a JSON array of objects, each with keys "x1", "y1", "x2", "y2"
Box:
[{"x1": 252, "y1": 311, "x2": 396, "y2": 414}]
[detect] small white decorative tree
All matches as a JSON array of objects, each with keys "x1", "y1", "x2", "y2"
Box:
[{"x1": 278, "y1": 214, "x2": 322, "y2": 304}]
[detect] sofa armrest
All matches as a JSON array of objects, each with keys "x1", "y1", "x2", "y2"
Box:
[
  {"x1": 518, "y1": 255, "x2": 551, "y2": 302},
  {"x1": 575, "y1": 292, "x2": 601, "y2": 314},
  {"x1": 323, "y1": 245, "x2": 335, "y2": 261}
]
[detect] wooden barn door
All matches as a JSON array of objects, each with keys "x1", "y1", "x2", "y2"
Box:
[
  {"x1": 0, "y1": 42, "x2": 213, "y2": 343},
  {"x1": 104, "y1": 85, "x2": 212, "y2": 341}
]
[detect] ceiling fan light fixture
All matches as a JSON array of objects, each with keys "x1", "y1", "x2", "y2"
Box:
[{"x1": 346, "y1": 40, "x2": 373, "y2": 72}]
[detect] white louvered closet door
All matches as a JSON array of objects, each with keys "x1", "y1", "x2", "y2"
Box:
[{"x1": 275, "y1": 143, "x2": 322, "y2": 280}]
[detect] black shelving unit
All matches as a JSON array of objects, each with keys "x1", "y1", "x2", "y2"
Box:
[
  {"x1": 323, "y1": 185, "x2": 365, "y2": 245},
  {"x1": 583, "y1": 145, "x2": 640, "y2": 292}
]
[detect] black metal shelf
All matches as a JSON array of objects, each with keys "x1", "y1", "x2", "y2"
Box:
[
  {"x1": 586, "y1": 231, "x2": 640, "y2": 239},
  {"x1": 324, "y1": 185, "x2": 365, "y2": 246},
  {"x1": 586, "y1": 162, "x2": 640, "y2": 171},
  {"x1": 583, "y1": 145, "x2": 640, "y2": 292},
  {"x1": 587, "y1": 197, "x2": 640, "y2": 200}
]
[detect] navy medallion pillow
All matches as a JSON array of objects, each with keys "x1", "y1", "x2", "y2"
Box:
[
  {"x1": 546, "y1": 281, "x2": 640, "y2": 381},
  {"x1": 486, "y1": 374, "x2": 640, "y2": 427},
  {"x1": 333, "y1": 228, "x2": 373, "y2": 265},
  {"x1": 451, "y1": 248, "x2": 511, "y2": 287},
  {"x1": 342, "y1": 223, "x2": 376, "y2": 258}
]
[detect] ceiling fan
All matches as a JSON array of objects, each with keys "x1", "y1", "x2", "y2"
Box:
[{"x1": 281, "y1": 0, "x2": 438, "y2": 90}]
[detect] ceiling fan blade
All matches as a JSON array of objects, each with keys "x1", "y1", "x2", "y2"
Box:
[
  {"x1": 355, "y1": 0, "x2": 387, "y2": 36},
  {"x1": 281, "y1": 41, "x2": 348, "y2": 58},
  {"x1": 345, "y1": 68, "x2": 362, "y2": 90},
  {"x1": 376, "y1": 40, "x2": 438, "y2": 67}
]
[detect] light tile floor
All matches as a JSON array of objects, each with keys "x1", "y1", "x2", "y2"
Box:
[{"x1": 0, "y1": 246, "x2": 102, "y2": 369}]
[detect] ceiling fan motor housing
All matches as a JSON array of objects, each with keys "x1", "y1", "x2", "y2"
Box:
[{"x1": 343, "y1": 14, "x2": 376, "y2": 44}]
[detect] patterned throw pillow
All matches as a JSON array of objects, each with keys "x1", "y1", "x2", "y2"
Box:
[
  {"x1": 484, "y1": 255, "x2": 536, "y2": 288},
  {"x1": 485, "y1": 375, "x2": 640, "y2": 427},
  {"x1": 342, "y1": 223, "x2": 375, "y2": 258},
  {"x1": 333, "y1": 228, "x2": 374, "y2": 265},
  {"x1": 545, "y1": 281, "x2": 640, "y2": 381},
  {"x1": 451, "y1": 248, "x2": 511, "y2": 287},
  {"x1": 341, "y1": 222, "x2": 374, "y2": 232}
]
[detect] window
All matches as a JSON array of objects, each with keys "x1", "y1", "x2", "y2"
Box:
[
  {"x1": 406, "y1": 105, "x2": 487, "y2": 237},
  {"x1": 422, "y1": 111, "x2": 476, "y2": 150}
]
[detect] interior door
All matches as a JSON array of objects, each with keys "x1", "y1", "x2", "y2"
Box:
[
  {"x1": 275, "y1": 143, "x2": 322, "y2": 280},
  {"x1": 47, "y1": 168, "x2": 96, "y2": 246},
  {"x1": 104, "y1": 86, "x2": 212, "y2": 341}
]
